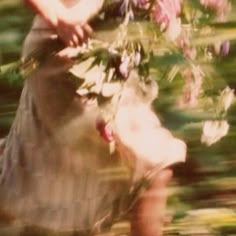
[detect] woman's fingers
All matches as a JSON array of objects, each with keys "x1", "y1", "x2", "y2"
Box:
[
  {"x1": 57, "y1": 22, "x2": 93, "y2": 47},
  {"x1": 59, "y1": 30, "x2": 81, "y2": 47},
  {"x1": 74, "y1": 24, "x2": 93, "y2": 46},
  {"x1": 72, "y1": 34, "x2": 79, "y2": 47},
  {"x1": 82, "y1": 23, "x2": 93, "y2": 36},
  {"x1": 75, "y1": 25, "x2": 85, "y2": 43},
  {"x1": 68, "y1": 24, "x2": 93, "y2": 47}
]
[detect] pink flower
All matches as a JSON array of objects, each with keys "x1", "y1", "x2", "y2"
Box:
[
  {"x1": 179, "y1": 66, "x2": 203, "y2": 108},
  {"x1": 179, "y1": 36, "x2": 197, "y2": 60},
  {"x1": 135, "y1": 0, "x2": 149, "y2": 8},
  {"x1": 152, "y1": 0, "x2": 182, "y2": 30},
  {"x1": 200, "y1": 0, "x2": 229, "y2": 19},
  {"x1": 200, "y1": 0, "x2": 227, "y2": 10},
  {"x1": 213, "y1": 40, "x2": 231, "y2": 56},
  {"x1": 134, "y1": 52, "x2": 141, "y2": 66},
  {"x1": 201, "y1": 120, "x2": 229, "y2": 146},
  {"x1": 119, "y1": 56, "x2": 130, "y2": 79},
  {"x1": 220, "y1": 40, "x2": 230, "y2": 56},
  {"x1": 96, "y1": 119, "x2": 114, "y2": 143}
]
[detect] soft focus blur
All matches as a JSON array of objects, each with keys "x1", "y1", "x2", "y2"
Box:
[{"x1": 1, "y1": 0, "x2": 236, "y2": 235}]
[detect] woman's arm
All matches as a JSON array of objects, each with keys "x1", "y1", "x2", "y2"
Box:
[
  {"x1": 68, "y1": 0, "x2": 104, "y2": 24},
  {"x1": 131, "y1": 169, "x2": 173, "y2": 236},
  {"x1": 23, "y1": 0, "x2": 104, "y2": 47},
  {"x1": 55, "y1": 0, "x2": 104, "y2": 47},
  {"x1": 23, "y1": 0, "x2": 64, "y2": 27}
]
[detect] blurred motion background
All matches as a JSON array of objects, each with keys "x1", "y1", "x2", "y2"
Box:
[{"x1": 0, "y1": 0, "x2": 236, "y2": 235}]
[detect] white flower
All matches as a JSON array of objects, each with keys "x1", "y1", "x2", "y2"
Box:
[
  {"x1": 164, "y1": 17, "x2": 182, "y2": 41},
  {"x1": 134, "y1": 52, "x2": 141, "y2": 66},
  {"x1": 115, "y1": 104, "x2": 186, "y2": 170},
  {"x1": 219, "y1": 86, "x2": 235, "y2": 112},
  {"x1": 201, "y1": 120, "x2": 229, "y2": 146},
  {"x1": 119, "y1": 56, "x2": 130, "y2": 79}
]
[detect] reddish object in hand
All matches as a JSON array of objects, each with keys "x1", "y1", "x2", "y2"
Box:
[{"x1": 96, "y1": 119, "x2": 114, "y2": 143}]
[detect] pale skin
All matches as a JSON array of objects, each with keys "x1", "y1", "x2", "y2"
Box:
[
  {"x1": 23, "y1": 0, "x2": 172, "y2": 235},
  {"x1": 23, "y1": 0, "x2": 104, "y2": 47}
]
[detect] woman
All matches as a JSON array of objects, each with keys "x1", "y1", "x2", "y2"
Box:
[{"x1": 0, "y1": 0, "x2": 185, "y2": 235}]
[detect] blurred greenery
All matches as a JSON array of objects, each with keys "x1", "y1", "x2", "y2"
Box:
[{"x1": 0, "y1": 1, "x2": 236, "y2": 235}]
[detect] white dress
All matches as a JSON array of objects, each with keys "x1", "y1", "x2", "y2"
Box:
[
  {"x1": 0, "y1": 1, "x2": 186, "y2": 233},
  {"x1": 0, "y1": 14, "x2": 132, "y2": 234}
]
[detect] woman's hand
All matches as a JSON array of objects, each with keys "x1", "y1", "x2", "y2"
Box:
[
  {"x1": 56, "y1": 10, "x2": 93, "y2": 47},
  {"x1": 56, "y1": 0, "x2": 105, "y2": 47},
  {"x1": 24, "y1": 0, "x2": 104, "y2": 47}
]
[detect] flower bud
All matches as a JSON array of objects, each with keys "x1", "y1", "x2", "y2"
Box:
[
  {"x1": 220, "y1": 41, "x2": 230, "y2": 57},
  {"x1": 134, "y1": 52, "x2": 141, "y2": 66},
  {"x1": 96, "y1": 119, "x2": 114, "y2": 143},
  {"x1": 119, "y1": 56, "x2": 130, "y2": 79}
]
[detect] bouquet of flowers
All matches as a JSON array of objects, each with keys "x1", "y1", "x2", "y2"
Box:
[
  {"x1": 60, "y1": 0, "x2": 234, "y2": 176},
  {"x1": 1, "y1": 0, "x2": 234, "y2": 179}
]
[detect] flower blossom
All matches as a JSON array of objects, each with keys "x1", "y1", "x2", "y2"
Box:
[
  {"x1": 219, "y1": 86, "x2": 235, "y2": 112},
  {"x1": 152, "y1": 0, "x2": 182, "y2": 28},
  {"x1": 96, "y1": 119, "x2": 114, "y2": 143},
  {"x1": 200, "y1": 0, "x2": 231, "y2": 56},
  {"x1": 179, "y1": 66, "x2": 203, "y2": 108},
  {"x1": 200, "y1": 0, "x2": 230, "y2": 20},
  {"x1": 220, "y1": 40, "x2": 230, "y2": 57},
  {"x1": 152, "y1": 0, "x2": 182, "y2": 41},
  {"x1": 200, "y1": 0, "x2": 228, "y2": 11},
  {"x1": 114, "y1": 99, "x2": 186, "y2": 179},
  {"x1": 132, "y1": 0, "x2": 149, "y2": 8},
  {"x1": 179, "y1": 36, "x2": 197, "y2": 60},
  {"x1": 201, "y1": 120, "x2": 229, "y2": 146},
  {"x1": 119, "y1": 56, "x2": 130, "y2": 79}
]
